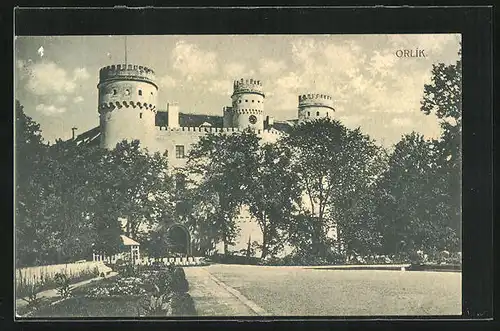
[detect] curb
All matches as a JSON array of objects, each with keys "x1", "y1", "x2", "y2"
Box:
[{"x1": 201, "y1": 268, "x2": 271, "y2": 316}]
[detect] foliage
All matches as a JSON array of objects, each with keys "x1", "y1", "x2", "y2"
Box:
[
  {"x1": 54, "y1": 272, "x2": 72, "y2": 298},
  {"x1": 20, "y1": 282, "x2": 44, "y2": 312},
  {"x1": 15, "y1": 101, "x2": 175, "y2": 266},
  {"x1": 186, "y1": 129, "x2": 261, "y2": 255},
  {"x1": 283, "y1": 118, "x2": 386, "y2": 258},
  {"x1": 245, "y1": 143, "x2": 302, "y2": 259},
  {"x1": 374, "y1": 132, "x2": 460, "y2": 255}
]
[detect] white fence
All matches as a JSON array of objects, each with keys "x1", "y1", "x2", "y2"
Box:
[
  {"x1": 16, "y1": 261, "x2": 112, "y2": 290},
  {"x1": 135, "y1": 256, "x2": 205, "y2": 266}
]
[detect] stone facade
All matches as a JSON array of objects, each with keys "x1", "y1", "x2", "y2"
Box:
[{"x1": 96, "y1": 63, "x2": 336, "y2": 256}]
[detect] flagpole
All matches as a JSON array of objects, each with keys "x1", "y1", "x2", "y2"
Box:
[{"x1": 124, "y1": 35, "x2": 127, "y2": 65}]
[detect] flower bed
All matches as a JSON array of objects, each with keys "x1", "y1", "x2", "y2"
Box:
[{"x1": 28, "y1": 265, "x2": 197, "y2": 318}]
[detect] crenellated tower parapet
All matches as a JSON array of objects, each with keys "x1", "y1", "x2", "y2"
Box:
[
  {"x1": 232, "y1": 78, "x2": 265, "y2": 97},
  {"x1": 230, "y1": 78, "x2": 265, "y2": 130},
  {"x1": 97, "y1": 64, "x2": 159, "y2": 149},
  {"x1": 298, "y1": 93, "x2": 334, "y2": 110},
  {"x1": 298, "y1": 93, "x2": 335, "y2": 123},
  {"x1": 99, "y1": 64, "x2": 157, "y2": 88}
]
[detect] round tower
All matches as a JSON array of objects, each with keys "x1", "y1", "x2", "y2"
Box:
[
  {"x1": 298, "y1": 93, "x2": 335, "y2": 123},
  {"x1": 231, "y1": 78, "x2": 265, "y2": 130},
  {"x1": 97, "y1": 64, "x2": 158, "y2": 149}
]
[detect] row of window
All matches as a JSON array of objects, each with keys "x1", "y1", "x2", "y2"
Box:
[
  {"x1": 307, "y1": 111, "x2": 330, "y2": 117},
  {"x1": 238, "y1": 99, "x2": 262, "y2": 104},
  {"x1": 109, "y1": 89, "x2": 154, "y2": 96}
]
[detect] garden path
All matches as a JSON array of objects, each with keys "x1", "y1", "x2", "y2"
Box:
[{"x1": 16, "y1": 272, "x2": 118, "y2": 313}]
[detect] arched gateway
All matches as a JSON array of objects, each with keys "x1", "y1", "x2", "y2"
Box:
[{"x1": 165, "y1": 223, "x2": 192, "y2": 256}]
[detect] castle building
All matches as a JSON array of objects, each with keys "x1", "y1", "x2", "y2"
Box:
[{"x1": 75, "y1": 63, "x2": 337, "y2": 257}]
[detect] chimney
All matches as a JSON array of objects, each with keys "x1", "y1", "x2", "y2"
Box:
[
  {"x1": 266, "y1": 115, "x2": 274, "y2": 127},
  {"x1": 167, "y1": 102, "x2": 179, "y2": 128}
]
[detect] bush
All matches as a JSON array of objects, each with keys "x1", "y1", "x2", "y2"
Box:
[
  {"x1": 171, "y1": 292, "x2": 196, "y2": 316},
  {"x1": 54, "y1": 273, "x2": 72, "y2": 298}
]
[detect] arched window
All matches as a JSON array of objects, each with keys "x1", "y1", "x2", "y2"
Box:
[
  {"x1": 316, "y1": 111, "x2": 320, "y2": 116},
  {"x1": 307, "y1": 111, "x2": 310, "y2": 117},
  {"x1": 125, "y1": 89, "x2": 130, "y2": 96},
  {"x1": 139, "y1": 113, "x2": 143, "y2": 119},
  {"x1": 138, "y1": 90, "x2": 142, "y2": 96},
  {"x1": 245, "y1": 99, "x2": 248, "y2": 102},
  {"x1": 112, "y1": 89, "x2": 117, "y2": 95}
]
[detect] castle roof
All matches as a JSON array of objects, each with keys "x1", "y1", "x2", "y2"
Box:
[
  {"x1": 155, "y1": 111, "x2": 223, "y2": 128},
  {"x1": 120, "y1": 235, "x2": 140, "y2": 246}
]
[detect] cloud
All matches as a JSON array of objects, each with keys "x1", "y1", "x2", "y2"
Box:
[
  {"x1": 35, "y1": 103, "x2": 67, "y2": 116},
  {"x1": 74, "y1": 96, "x2": 84, "y2": 103},
  {"x1": 171, "y1": 40, "x2": 217, "y2": 77},
  {"x1": 207, "y1": 79, "x2": 233, "y2": 96},
  {"x1": 391, "y1": 117, "x2": 413, "y2": 127},
  {"x1": 56, "y1": 95, "x2": 68, "y2": 103},
  {"x1": 258, "y1": 58, "x2": 286, "y2": 75},
  {"x1": 24, "y1": 61, "x2": 90, "y2": 96},
  {"x1": 72, "y1": 68, "x2": 90, "y2": 81},
  {"x1": 159, "y1": 74, "x2": 177, "y2": 89},
  {"x1": 224, "y1": 62, "x2": 246, "y2": 77},
  {"x1": 339, "y1": 115, "x2": 365, "y2": 127}
]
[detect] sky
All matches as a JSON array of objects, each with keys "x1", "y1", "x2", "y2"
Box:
[{"x1": 14, "y1": 34, "x2": 461, "y2": 145}]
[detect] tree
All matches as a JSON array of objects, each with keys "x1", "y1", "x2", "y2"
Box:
[
  {"x1": 105, "y1": 140, "x2": 175, "y2": 240},
  {"x1": 15, "y1": 101, "x2": 52, "y2": 266},
  {"x1": 186, "y1": 129, "x2": 260, "y2": 256},
  {"x1": 420, "y1": 46, "x2": 462, "y2": 246},
  {"x1": 245, "y1": 142, "x2": 302, "y2": 259},
  {"x1": 374, "y1": 132, "x2": 460, "y2": 258},
  {"x1": 283, "y1": 118, "x2": 385, "y2": 258}
]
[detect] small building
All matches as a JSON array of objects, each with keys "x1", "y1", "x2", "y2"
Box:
[{"x1": 92, "y1": 235, "x2": 141, "y2": 264}]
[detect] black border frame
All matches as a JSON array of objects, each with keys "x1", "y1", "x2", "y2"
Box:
[{"x1": 4, "y1": 5, "x2": 495, "y2": 331}]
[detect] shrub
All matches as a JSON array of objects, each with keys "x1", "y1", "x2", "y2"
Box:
[
  {"x1": 171, "y1": 268, "x2": 189, "y2": 293},
  {"x1": 171, "y1": 292, "x2": 197, "y2": 316},
  {"x1": 20, "y1": 282, "x2": 44, "y2": 312},
  {"x1": 140, "y1": 293, "x2": 172, "y2": 316},
  {"x1": 54, "y1": 273, "x2": 72, "y2": 299}
]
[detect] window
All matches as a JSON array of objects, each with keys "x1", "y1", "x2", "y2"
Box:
[
  {"x1": 245, "y1": 99, "x2": 248, "y2": 102},
  {"x1": 175, "y1": 145, "x2": 185, "y2": 159},
  {"x1": 112, "y1": 89, "x2": 117, "y2": 95},
  {"x1": 151, "y1": 91, "x2": 154, "y2": 96},
  {"x1": 138, "y1": 90, "x2": 142, "y2": 96},
  {"x1": 316, "y1": 111, "x2": 320, "y2": 116},
  {"x1": 163, "y1": 149, "x2": 168, "y2": 157},
  {"x1": 125, "y1": 89, "x2": 130, "y2": 96},
  {"x1": 239, "y1": 100, "x2": 241, "y2": 103},
  {"x1": 139, "y1": 113, "x2": 143, "y2": 119},
  {"x1": 252, "y1": 99, "x2": 254, "y2": 103},
  {"x1": 307, "y1": 111, "x2": 310, "y2": 116}
]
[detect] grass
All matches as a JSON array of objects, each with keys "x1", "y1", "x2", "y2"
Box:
[
  {"x1": 205, "y1": 265, "x2": 462, "y2": 316},
  {"x1": 30, "y1": 296, "x2": 143, "y2": 317}
]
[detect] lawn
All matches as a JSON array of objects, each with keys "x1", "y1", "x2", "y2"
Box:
[
  {"x1": 205, "y1": 264, "x2": 462, "y2": 316},
  {"x1": 30, "y1": 295, "x2": 143, "y2": 317}
]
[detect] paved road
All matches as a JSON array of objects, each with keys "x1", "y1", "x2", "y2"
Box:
[{"x1": 188, "y1": 264, "x2": 461, "y2": 316}]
